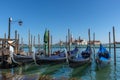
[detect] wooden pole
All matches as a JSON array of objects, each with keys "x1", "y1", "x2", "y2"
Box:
[
  {"x1": 4, "y1": 33, "x2": 6, "y2": 39},
  {"x1": 21, "y1": 37, "x2": 23, "y2": 50},
  {"x1": 93, "y1": 32, "x2": 95, "y2": 59},
  {"x1": 79, "y1": 36, "x2": 81, "y2": 47},
  {"x1": 4, "y1": 33, "x2": 6, "y2": 48},
  {"x1": 60, "y1": 40, "x2": 62, "y2": 50},
  {"x1": 93, "y1": 33, "x2": 95, "y2": 46},
  {"x1": 88, "y1": 28, "x2": 91, "y2": 45},
  {"x1": 17, "y1": 33, "x2": 19, "y2": 54},
  {"x1": 34, "y1": 36, "x2": 35, "y2": 46},
  {"x1": 31, "y1": 35, "x2": 32, "y2": 52},
  {"x1": 88, "y1": 28, "x2": 91, "y2": 59},
  {"x1": 113, "y1": 26, "x2": 116, "y2": 65},
  {"x1": 66, "y1": 35, "x2": 68, "y2": 50},
  {"x1": 38, "y1": 34, "x2": 40, "y2": 50},
  {"x1": 28, "y1": 29, "x2": 31, "y2": 53},
  {"x1": 70, "y1": 33, "x2": 73, "y2": 46},
  {"x1": 109, "y1": 32, "x2": 111, "y2": 54},
  {"x1": 15, "y1": 30, "x2": 17, "y2": 53},
  {"x1": 21, "y1": 37, "x2": 23, "y2": 45},
  {"x1": 48, "y1": 30, "x2": 50, "y2": 56},
  {"x1": 51, "y1": 35, "x2": 52, "y2": 54},
  {"x1": 15, "y1": 30, "x2": 17, "y2": 40},
  {"x1": 68, "y1": 29, "x2": 70, "y2": 52}
]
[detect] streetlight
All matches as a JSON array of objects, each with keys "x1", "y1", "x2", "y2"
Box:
[{"x1": 8, "y1": 17, "x2": 23, "y2": 39}]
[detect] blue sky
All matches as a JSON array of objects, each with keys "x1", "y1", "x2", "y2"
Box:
[{"x1": 0, "y1": 0, "x2": 120, "y2": 44}]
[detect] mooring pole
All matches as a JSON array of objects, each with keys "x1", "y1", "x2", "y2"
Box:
[
  {"x1": 68, "y1": 29, "x2": 70, "y2": 52},
  {"x1": 79, "y1": 36, "x2": 81, "y2": 46},
  {"x1": 109, "y1": 32, "x2": 111, "y2": 54},
  {"x1": 4, "y1": 33, "x2": 6, "y2": 48},
  {"x1": 17, "y1": 33, "x2": 19, "y2": 54},
  {"x1": 88, "y1": 28, "x2": 91, "y2": 45},
  {"x1": 4, "y1": 33, "x2": 6, "y2": 39},
  {"x1": 88, "y1": 28, "x2": 91, "y2": 59},
  {"x1": 33, "y1": 36, "x2": 35, "y2": 46},
  {"x1": 21, "y1": 37, "x2": 23, "y2": 50},
  {"x1": 31, "y1": 35, "x2": 32, "y2": 52},
  {"x1": 93, "y1": 32, "x2": 95, "y2": 59},
  {"x1": 113, "y1": 26, "x2": 116, "y2": 65},
  {"x1": 93, "y1": 33, "x2": 95, "y2": 46},
  {"x1": 51, "y1": 35, "x2": 52, "y2": 54},
  {"x1": 15, "y1": 30, "x2": 17, "y2": 54},
  {"x1": 28, "y1": 29, "x2": 31, "y2": 53},
  {"x1": 48, "y1": 30, "x2": 50, "y2": 56},
  {"x1": 15, "y1": 30, "x2": 17, "y2": 40},
  {"x1": 38, "y1": 34, "x2": 40, "y2": 50},
  {"x1": 66, "y1": 35, "x2": 68, "y2": 50}
]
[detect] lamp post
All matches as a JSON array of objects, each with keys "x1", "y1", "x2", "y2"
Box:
[{"x1": 8, "y1": 17, "x2": 23, "y2": 39}]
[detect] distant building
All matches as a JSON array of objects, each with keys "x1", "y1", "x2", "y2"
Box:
[
  {"x1": 59, "y1": 40, "x2": 63, "y2": 46},
  {"x1": 88, "y1": 40, "x2": 101, "y2": 45},
  {"x1": 115, "y1": 41, "x2": 120, "y2": 44},
  {"x1": 72, "y1": 39, "x2": 87, "y2": 45},
  {"x1": 82, "y1": 39, "x2": 88, "y2": 45}
]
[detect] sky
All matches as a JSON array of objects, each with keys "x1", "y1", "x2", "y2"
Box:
[{"x1": 0, "y1": 0, "x2": 120, "y2": 44}]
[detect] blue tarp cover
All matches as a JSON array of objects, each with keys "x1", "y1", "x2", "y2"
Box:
[
  {"x1": 82, "y1": 45, "x2": 91, "y2": 54},
  {"x1": 85, "y1": 45, "x2": 91, "y2": 51},
  {"x1": 100, "y1": 56, "x2": 108, "y2": 61},
  {"x1": 98, "y1": 44, "x2": 108, "y2": 54},
  {"x1": 98, "y1": 44, "x2": 111, "y2": 58},
  {"x1": 70, "y1": 46, "x2": 79, "y2": 54}
]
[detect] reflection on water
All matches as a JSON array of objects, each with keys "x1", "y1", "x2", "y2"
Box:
[
  {"x1": 0, "y1": 48, "x2": 120, "y2": 80},
  {"x1": 52, "y1": 64, "x2": 73, "y2": 79}
]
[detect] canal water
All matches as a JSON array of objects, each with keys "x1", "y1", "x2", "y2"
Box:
[{"x1": 0, "y1": 47, "x2": 120, "y2": 80}]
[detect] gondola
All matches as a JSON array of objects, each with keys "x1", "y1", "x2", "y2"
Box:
[
  {"x1": 0, "y1": 46, "x2": 34, "y2": 69},
  {"x1": 35, "y1": 29, "x2": 68, "y2": 65},
  {"x1": 35, "y1": 49, "x2": 68, "y2": 65},
  {"x1": 10, "y1": 46, "x2": 35, "y2": 65},
  {"x1": 9, "y1": 45, "x2": 34, "y2": 65},
  {"x1": 68, "y1": 46, "x2": 79, "y2": 57},
  {"x1": 0, "y1": 47, "x2": 17, "y2": 68},
  {"x1": 68, "y1": 45, "x2": 92, "y2": 68},
  {"x1": 12, "y1": 54, "x2": 34, "y2": 65},
  {"x1": 0, "y1": 56, "x2": 2, "y2": 63},
  {"x1": 96, "y1": 44, "x2": 111, "y2": 67}
]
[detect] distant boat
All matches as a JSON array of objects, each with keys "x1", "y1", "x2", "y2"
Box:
[
  {"x1": 68, "y1": 45, "x2": 92, "y2": 68},
  {"x1": 96, "y1": 44, "x2": 111, "y2": 67}
]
